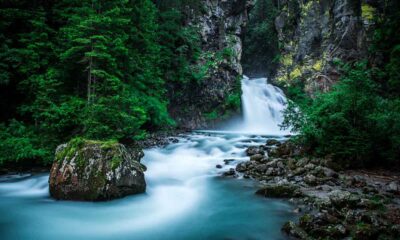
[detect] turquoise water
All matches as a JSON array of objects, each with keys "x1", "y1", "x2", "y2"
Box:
[{"x1": 0, "y1": 133, "x2": 295, "y2": 239}]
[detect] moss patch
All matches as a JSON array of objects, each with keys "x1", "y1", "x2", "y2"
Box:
[
  {"x1": 56, "y1": 138, "x2": 120, "y2": 170},
  {"x1": 290, "y1": 67, "x2": 302, "y2": 80},
  {"x1": 312, "y1": 60, "x2": 323, "y2": 71},
  {"x1": 299, "y1": 214, "x2": 313, "y2": 229},
  {"x1": 111, "y1": 155, "x2": 123, "y2": 170},
  {"x1": 362, "y1": 4, "x2": 375, "y2": 21},
  {"x1": 83, "y1": 139, "x2": 118, "y2": 150},
  {"x1": 55, "y1": 137, "x2": 85, "y2": 163},
  {"x1": 281, "y1": 54, "x2": 293, "y2": 66},
  {"x1": 204, "y1": 110, "x2": 219, "y2": 120}
]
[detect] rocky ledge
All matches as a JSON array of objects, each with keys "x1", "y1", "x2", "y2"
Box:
[
  {"x1": 225, "y1": 139, "x2": 400, "y2": 239},
  {"x1": 49, "y1": 138, "x2": 146, "y2": 201}
]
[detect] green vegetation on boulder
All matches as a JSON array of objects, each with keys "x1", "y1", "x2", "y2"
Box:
[{"x1": 49, "y1": 138, "x2": 146, "y2": 201}]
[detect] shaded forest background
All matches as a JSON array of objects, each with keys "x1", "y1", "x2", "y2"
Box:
[
  {"x1": 0, "y1": 0, "x2": 205, "y2": 166},
  {"x1": 1, "y1": 0, "x2": 400, "y2": 170}
]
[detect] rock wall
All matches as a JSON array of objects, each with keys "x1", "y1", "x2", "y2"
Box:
[
  {"x1": 169, "y1": 0, "x2": 254, "y2": 129},
  {"x1": 273, "y1": 0, "x2": 380, "y2": 96}
]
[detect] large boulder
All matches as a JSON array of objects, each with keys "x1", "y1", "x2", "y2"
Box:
[{"x1": 49, "y1": 138, "x2": 146, "y2": 201}]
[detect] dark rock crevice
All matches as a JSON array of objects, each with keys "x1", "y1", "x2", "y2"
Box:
[{"x1": 169, "y1": 0, "x2": 254, "y2": 129}]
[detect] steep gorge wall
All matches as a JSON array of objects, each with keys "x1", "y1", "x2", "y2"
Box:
[
  {"x1": 272, "y1": 0, "x2": 381, "y2": 95},
  {"x1": 169, "y1": 0, "x2": 254, "y2": 129}
]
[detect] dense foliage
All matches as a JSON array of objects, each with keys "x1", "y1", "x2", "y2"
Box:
[
  {"x1": 0, "y1": 0, "x2": 203, "y2": 166},
  {"x1": 282, "y1": 2, "x2": 400, "y2": 169}
]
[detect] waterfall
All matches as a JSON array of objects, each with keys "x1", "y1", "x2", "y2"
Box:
[
  {"x1": 222, "y1": 76, "x2": 289, "y2": 135},
  {"x1": 240, "y1": 76, "x2": 288, "y2": 135}
]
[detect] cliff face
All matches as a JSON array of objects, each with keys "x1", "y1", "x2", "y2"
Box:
[
  {"x1": 169, "y1": 0, "x2": 254, "y2": 129},
  {"x1": 273, "y1": 0, "x2": 380, "y2": 95}
]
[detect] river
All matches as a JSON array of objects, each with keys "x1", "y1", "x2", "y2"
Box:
[{"x1": 0, "y1": 77, "x2": 295, "y2": 240}]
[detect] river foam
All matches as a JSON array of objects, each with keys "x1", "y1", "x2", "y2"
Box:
[{"x1": 0, "y1": 77, "x2": 294, "y2": 239}]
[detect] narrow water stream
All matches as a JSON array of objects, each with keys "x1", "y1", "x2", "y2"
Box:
[{"x1": 0, "y1": 77, "x2": 295, "y2": 240}]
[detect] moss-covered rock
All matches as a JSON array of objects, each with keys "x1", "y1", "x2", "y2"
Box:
[
  {"x1": 49, "y1": 138, "x2": 146, "y2": 201},
  {"x1": 272, "y1": 0, "x2": 375, "y2": 96},
  {"x1": 282, "y1": 221, "x2": 310, "y2": 239},
  {"x1": 255, "y1": 184, "x2": 303, "y2": 198},
  {"x1": 351, "y1": 222, "x2": 379, "y2": 240},
  {"x1": 328, "y1": 190, "x2": 360, "y2": 209}
]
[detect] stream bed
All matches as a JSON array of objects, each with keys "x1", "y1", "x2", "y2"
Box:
[{"x1": 0, "y1": 132, "x2": 295, "y2": 240}]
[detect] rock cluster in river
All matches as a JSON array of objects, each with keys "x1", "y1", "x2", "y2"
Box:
[
  {"x1": 135, "y1": 131, "x2": 181, "y2": 149},
  {"x1": 49, "y1": 139, "x2": 146, "y2": 201},
  {"x1": 226, "y1": 139, "x2": 400, "y2": 239}
]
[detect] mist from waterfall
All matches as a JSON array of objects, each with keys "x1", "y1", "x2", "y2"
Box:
[{"x1": 222, "y1": 76, "x2": 289, "y2": 135}]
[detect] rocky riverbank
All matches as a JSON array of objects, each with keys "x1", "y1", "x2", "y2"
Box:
[
  {"x1": 226, "y1": 139, "x2": 400, "y2": 239},
  {"x1": 133, "y1": 131, "x2": 183, "y2": 149}
]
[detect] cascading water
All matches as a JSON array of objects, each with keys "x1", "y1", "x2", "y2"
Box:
[
  {"x1": 220, "y1": 76, "x2": 289, "y2": 135},
  {"x1": 241, "y1": 76, "x2": 288, "y2": 135},
  {"x1": 0, "y1": 76, "x2": 294, "y2": 240}
]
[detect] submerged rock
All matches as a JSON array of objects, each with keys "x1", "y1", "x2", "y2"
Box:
[
  {"x1": 223, "y1": 159, "x2": 235, "y2": 165},
  {"x1": 49, "y1": 138, "x2": 146, "y2": 201}
]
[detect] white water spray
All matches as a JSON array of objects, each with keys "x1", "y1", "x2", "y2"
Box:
[
  {"x1": 241, "y1": 76, "x2": 288, "y2": 134},
  {"x1": 223, "y1": 76, "x2": 289, "y2": 135}
]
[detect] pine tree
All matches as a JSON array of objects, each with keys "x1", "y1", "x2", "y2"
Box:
[
  {"x1": 125, "y1": 0, "x2": 174, "y2": 129},
  {"x1": 58, "y1": 0, "x2": 151, "y2": 140}
]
